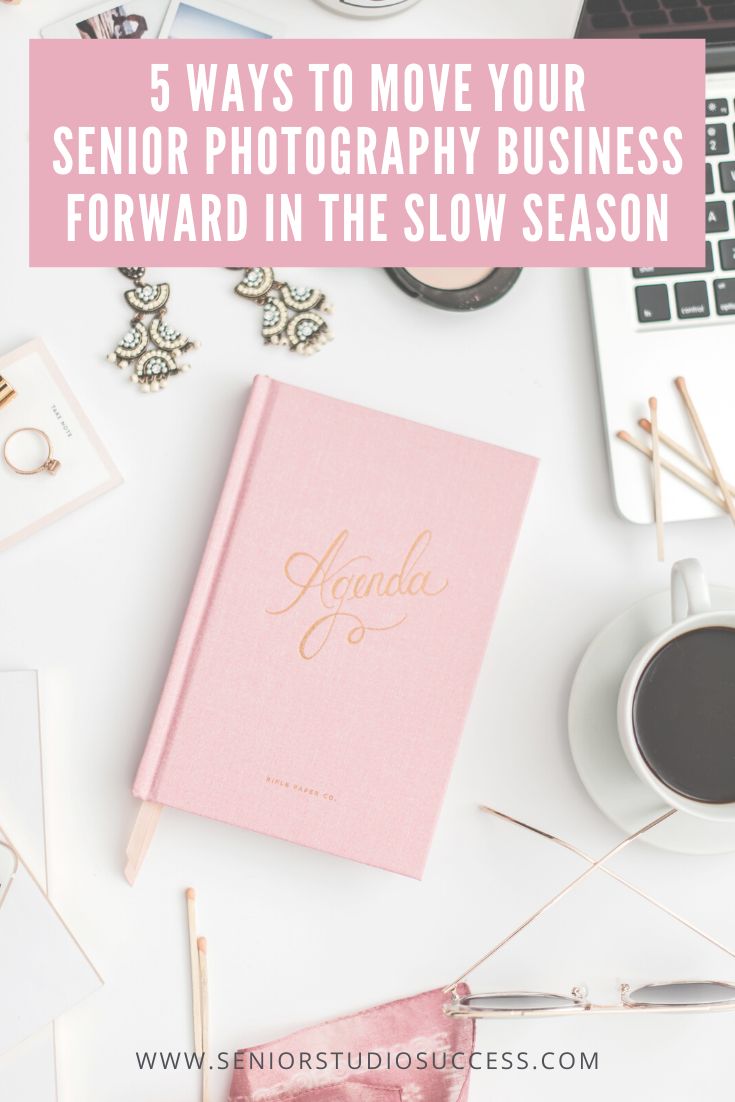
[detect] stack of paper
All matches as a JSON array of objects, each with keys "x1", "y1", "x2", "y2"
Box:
[{"x1": 0, "y1": 671, "x2": 102, "y2": 1101}]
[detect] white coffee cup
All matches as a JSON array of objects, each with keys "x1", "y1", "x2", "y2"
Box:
[
  {"x1": 617, "y1": 558, "x2": 735, "y2": 823},
  {"x1": 313, "y1": 0, "x2": 423, "y2": 16}
]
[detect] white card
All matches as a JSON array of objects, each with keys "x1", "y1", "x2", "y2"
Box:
[
  {"x1": 0, "y1": 672, "x2": 45, "y2": 878},
  {"x1": 0, "y1": 1030, "x2": 57, "y2": 1102},
  {"x1": 0, "y1": 341, "x2": 122, "y2": 552},
  {"x1": 0, "y1": 825, "x2": 102, "y2": 1057},
  {"x1": 159, "y1": 0, "x2": 280, "y2": 39},
  {"x1": 0, "y1": 672, "x2": 56, "y2": 1101}
]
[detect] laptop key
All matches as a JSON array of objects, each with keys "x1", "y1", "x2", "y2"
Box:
[
  {"x1": 714, "y1": 278, "x2": 735, "y2": 315},
  {"x1": 591, "y1": 12, "x2": 629, "y2": 25},
  {"x1": 707, "y1": 163, "x2": 715, "y2": 194},
  {"x1": 623, "y1": 0, "x2": 662, "y2": 8},
  {"x1": 587, "y1": 0, "x2": 622, "y2": 9},
  {"x1": 710, "y1": 4, "x2": 735, "y2": 18},
  {"x1": 707, "y1": 200, "x2": 729, "y2": 233},
  {"x1": 636, "y1": 284, "x2": 671, "y2": 323},
  {"x1": 719, "y1": 239, "x2": 735, "y2": 269},
  {"x1": 719, "y1": 161, "x2": 735, "y2": 191},
  {"x1": 631, "y1": 10, "x2": 669, "y2": 22},
  {"x1": 671, "y1": 7, "x2": 709, "y2": 20},
  {"x1": 707, "y1": 123, "x2": 729, "y2": 155},
  {"x1": 633, "y1": 242, "x2": 714, "y2": 278},
  {"x1": 675, "y1": 280, "x2": 710, "y2": 319},
  {"x1": 707, "y1": 98, "x2": 730, "y2": 116}
]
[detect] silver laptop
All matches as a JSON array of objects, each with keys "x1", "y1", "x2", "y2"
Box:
[{"x1": 577, "y1": 1, "x2": 735, "y2": 523}]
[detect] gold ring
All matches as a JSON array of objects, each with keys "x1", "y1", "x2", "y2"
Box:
[{"x1": 3, "y1": 428, "x2": 61, "y2": 476}]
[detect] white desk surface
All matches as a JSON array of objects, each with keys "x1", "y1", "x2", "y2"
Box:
[{"x1": 3, "y1": 2, "x2": 735, "y2": 1100}]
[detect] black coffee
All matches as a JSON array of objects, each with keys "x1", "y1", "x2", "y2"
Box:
[{"x1": 632, "y1": 627, "x2": 735, "y2": 804}]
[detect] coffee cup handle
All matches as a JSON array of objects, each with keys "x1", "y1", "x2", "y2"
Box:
[{"x1": 671, "y1": 559, "x2": 711, "y2": 623}]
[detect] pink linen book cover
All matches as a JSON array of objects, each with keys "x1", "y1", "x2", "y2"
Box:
[{"x1": 133, "y1": 377, "x2": 537, "y2": 878}]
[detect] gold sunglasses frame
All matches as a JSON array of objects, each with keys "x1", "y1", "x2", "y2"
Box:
[
  {"x1": 443, "y1": 807, "x2": 735, "y2": 1019},
  {"x1": 0, "y1": 839, "x2": 18, "y2": 909},
  {"x1": 445, "y1": 980, "x2": 735, "y2": 1019}
]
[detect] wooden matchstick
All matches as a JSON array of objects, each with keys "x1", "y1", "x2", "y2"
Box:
[
  {"x1": 198, "y1": 937, "x2": 209, "y2": 1102},
  {"x1": 639, "y1": 418, "x2": 735, "y2": 496},
  {"x1": 675, "y1": 376, "x2": 735, "y2": 525},
  {"x1": 649, "y1": 398, "x2": 664, "y2": 561},
  {"x1": 187, "y1": 889, "x2": 203, "y2": 1057},
  {"x1": 617, "y1": 431, "x2": 727, "y2": 512}
]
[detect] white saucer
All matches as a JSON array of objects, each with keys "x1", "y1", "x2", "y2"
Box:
[{"x1": 569, "y1": 585, "x2": 735, "y2": 855}]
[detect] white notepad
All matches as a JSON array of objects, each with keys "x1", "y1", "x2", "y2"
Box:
[
  {"x1": 0, "y1": 671, "x2": 102, "y2": 1094},
  {"x1": 0, "y1": 671, "x2": 56, "y2": 1101}
]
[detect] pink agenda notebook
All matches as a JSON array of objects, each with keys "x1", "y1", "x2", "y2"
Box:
[{"x1": 132, "y1": 378, "x2": 537, "y2": 878}]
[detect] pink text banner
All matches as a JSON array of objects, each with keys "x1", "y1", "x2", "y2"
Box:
[{"x1": 29, "y1": 38, "x2": 704, "y2": 267}]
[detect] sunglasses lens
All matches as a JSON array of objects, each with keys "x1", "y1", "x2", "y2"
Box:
[
  {"x1": 461, "y1": 993, "x2": 579, "y2": 1012},
  {"x1": 627, "y1": 982, "x2": 735, "y2": 1007}
]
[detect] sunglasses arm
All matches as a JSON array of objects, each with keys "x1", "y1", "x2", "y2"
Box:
[
  {"x1": 443, "y1": 808, "x2": 675, "y2": 994},
  {"x1": 0, "y1": 841, "x2": 18, "y2": 907},
  {"x1": 482, "y1": 808, "x2": 735, "y2": 963}
]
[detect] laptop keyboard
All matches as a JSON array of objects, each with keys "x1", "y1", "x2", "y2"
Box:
[
  {"x1": 588, "y1": 0, "x2": 735, "y2": 32},
  {"x1": 633, "y1": 89, "x2": 735, "y2": 326}
]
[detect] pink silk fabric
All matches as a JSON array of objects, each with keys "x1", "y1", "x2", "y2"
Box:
[{"x1": 230, "y1": 987, "x2": 475, "y2": 1102}]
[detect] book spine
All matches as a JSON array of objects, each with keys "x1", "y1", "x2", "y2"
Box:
[{"x1": 132, "y1": 375, "x2": 275, "y2": 801}]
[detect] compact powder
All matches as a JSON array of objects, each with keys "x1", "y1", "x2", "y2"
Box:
[
  {"x1": 404, "y1": 267, "x2": 495, "y2": 291},
  {"x1": 386, "y1": 266, "x2": 522, "y2": 312}
]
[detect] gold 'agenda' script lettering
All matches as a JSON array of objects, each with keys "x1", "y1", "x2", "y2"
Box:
[{"x1": 267, "y1": 530, "x2": 448, "y2": 660}]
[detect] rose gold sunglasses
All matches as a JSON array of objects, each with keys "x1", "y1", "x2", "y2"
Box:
[
  {"x1": 443, "y1": 807, "x2": 735, "y2": 1018},
  {"x1": 0, "y1": 839, "x2": 18, "y2": 910}
]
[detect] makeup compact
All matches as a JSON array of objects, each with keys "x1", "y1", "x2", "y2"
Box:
[{"x1": 386, "y1": 267, "x2": 522, "y2": 311}]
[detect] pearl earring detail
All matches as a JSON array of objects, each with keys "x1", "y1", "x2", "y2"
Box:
[{"x1": 107, "y1": 268, "x2": 200, "y2": 393}]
